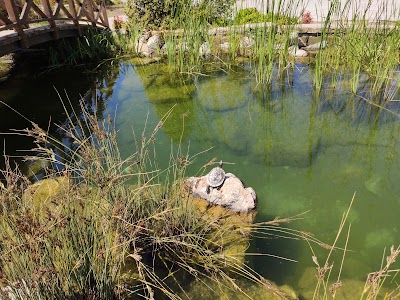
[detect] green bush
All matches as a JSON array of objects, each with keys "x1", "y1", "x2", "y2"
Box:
[
  {"x1": 233, "y1": 8, "x2": 266, "y2": 25},
  {"x1": 125, "y1": 0, "x2": 235, "y2": 29},
  {"x1": 233, "y1": 8, "x2": 298, "y2": 25},
  {"x1": 194, "y1": 0, "x2": 235, "y2": 26},
  {"x1": 125, "y1": 0, "x2": 175, "y2": 29}
]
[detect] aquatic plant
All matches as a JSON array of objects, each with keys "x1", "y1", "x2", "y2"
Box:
[
  {"x1": 307, "y1": 193, "x2": 400, "y2": 299},
  {"x1": 121, "y1": 0, "x2": 399, "y2": 104},
  {"x1": 47, "y1": 28, "x2": 116, "y2": 66}
]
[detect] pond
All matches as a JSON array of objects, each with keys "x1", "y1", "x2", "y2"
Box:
[{"x1": 1, "y1": 57, "x2": 400, "y2": 297}]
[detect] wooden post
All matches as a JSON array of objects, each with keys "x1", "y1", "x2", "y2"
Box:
[
  {"x1": 68, "y1": 0, "x2": 81, "y2": 34},
  {"x1": 4, "y1": 0, "x2": 28, "y2": 47},
  {"x1": 100, "y1": 0, "x2": 109, "y2": 27},
  {"x1": 86, "y1": 0, "x2": 96, "y2": 26},
  {"x1": 41, "y1": 0, "x2": 59, "y2": 39}
]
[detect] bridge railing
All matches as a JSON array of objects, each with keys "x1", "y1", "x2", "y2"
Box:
[{"x1": 0, "y1": 0, "x2": 109, "y2": 47}]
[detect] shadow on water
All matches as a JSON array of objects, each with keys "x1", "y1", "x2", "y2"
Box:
[
  {"x1": 0, "y1": 53, "x2": 120, "y2": 180},
  {"x1": 247, "y1": 214, "x2": 303, "y2": 287}
]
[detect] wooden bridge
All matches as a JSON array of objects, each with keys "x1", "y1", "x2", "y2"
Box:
[{"x1": 0, "y1": 0, "x2": 109, "y2": 56}]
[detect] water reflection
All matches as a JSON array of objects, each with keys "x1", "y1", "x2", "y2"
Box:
[
  {"x1": 1, "y1": 58, "x2": 399, "y2": 295},
  {"x1": 115, "y1": 61, "x2": 400, "y2": 291},
  {"x1": 0, "y1": 58, "x2": 120, "y2": 179}
]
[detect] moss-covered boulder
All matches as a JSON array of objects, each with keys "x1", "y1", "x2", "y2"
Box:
[
  {"x1": 185, "y1": 276, "x2": 298, "y2": 300},
  {"x1": 134, "y1": 63, "x2": 196, "y2": 104},
  {"x1": 297, "y1": 266, "x2": 378, "y2": 300},
  {"x1": 22, "y1": 177, "x2": 70, "y2": 219},
  {"x1": 196, "y1": 75, "x2": 250, "y2": 112},
  {"x1": 132, "y1": 62, "x2": 199, "y2": 142}
]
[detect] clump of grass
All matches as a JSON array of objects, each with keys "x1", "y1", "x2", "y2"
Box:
[
  {"x1": 361, "y1": 246, "x2": 400, "y2": 299},
  {"x1": 311, "y1": 0, "x2": 400, "y2": 103},
  {"x1": 47, "y1": 28, "x2": 117, "y2": 66}
]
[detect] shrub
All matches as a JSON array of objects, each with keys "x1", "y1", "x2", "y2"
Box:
[
  {"x1": 125, "y1": 0, "x2": 235, "y2": 29},
  {"x1": 233, "y1": 8, "x2": 298, "y2": 25},
  {"x1": 301, "y1": 11, "x2": 312, "y2": 24},
  {"x1": 233, "y1": 8, "x2": 266, "y2": 25}
]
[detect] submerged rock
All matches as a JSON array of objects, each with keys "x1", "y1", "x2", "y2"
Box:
[
  {"x1": 0, "y1": 54, "x2": 14, "y2": 81},
  {"x1": 364, "y1": 174, "x2": 384, "y2": 195},
  {"x1": 297, "y1": 267, "x2": 376, "y2": 300},
  {"x1": 185, "y1": 275, "x2": 298, "y2": 300},
  {"x1": 22, "y1": 177, "x2": 70, "y2": 220},
  {"x1": 196, "y1": 76, "x2": 249, "y2": 111},
  {"x1": 184, "y1": 170, "x2": 256, "y2": 213}
]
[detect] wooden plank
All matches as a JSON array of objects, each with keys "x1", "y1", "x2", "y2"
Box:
[
  {"x1": 40, "y1": 0, "x2": 59, "y2": 39},
  {"x1": 30, "y1": 2, "x2": 48, "y2": 19},
  {"x1": 20, "y1": 0, "x2": 32, "y2": 23},
  {"x1": 0, "y1": 0, "x2": 109, "y2": 56},
  {"x1": 99, "y1": 1, "x2": 109, "y2": 27},
  {"x1": 0, "y1": 3, "x2": 12, "y2": 26},
  {"x1": 0, "y1": 12, "x2": 12, "y2": 25},
  {"x1": 86, "y1": 0, "x2": 96, "y2": 26},
  {"x1": 67, "y1": 0, "x2": 80, "y2": 30},
  {"x1": 3, "y1": 0, "x2": 28, "y2": 47}
]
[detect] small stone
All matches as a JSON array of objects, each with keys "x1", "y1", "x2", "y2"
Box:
[
  {"x1": 298, "y1": 37, "x2": 307, "y2": 48},
  {"x1": 240, "y1": 36, "x2": 254, "y2": 48},
  {"x1": 136, "y1": 41, "x2": 150, "y2": 57},
  {"x1": 288, "y1": 46, "x2": 308, "y2": 57},
  {"x1": 219, "y1": 42, "x2": 230, "y2": 52},
  {"x1": 199, "y1": 41, "x2": 211, "y2": 58},
  {"x1": 146, "y1": 34, "x2": 161, "y2": 54},
  {"x1": 303, "y1": 40, "x2": 327, "y2": 51}
]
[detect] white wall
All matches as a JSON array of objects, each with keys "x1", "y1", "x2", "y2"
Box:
[{"x1": 235, "y1": 0, "x2": 400, "y2": 21}]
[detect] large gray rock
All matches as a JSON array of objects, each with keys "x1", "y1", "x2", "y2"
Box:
[
  {"x1": 146, "y1": 34, "x2": 161, "y2": 54},
  {"x1": 239, "y1": 36, "x2": 255, "y2": 56},
  {"x1": 219, "y1": 42, "x2": 230, "y2": 53},
  {"x1": 288, "y1": 46, "x2": 308, "y2": 57},
  {"x1": 303, "y1": 40, "x2": 327, "y2": 51},
  {"x1": 185, "y1": 172, "x2": 256, "y2": 213},
  {"x1": 199, "y1": 41, "x2": 211, "y2": 58}
]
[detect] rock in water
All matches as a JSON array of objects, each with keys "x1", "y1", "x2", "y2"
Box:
[
  {"x1": 364, "y1": 174, "x2": 384, "y2": 195},
  {"x1": 288, "y1": 45, "x2": 308, "y2": 57},
  {"x1": 303, "y1": 41, "x2": 327, "y2": 51},
  {"x1": 185, "y1": 172, "x2": 256, "y2": 213}
]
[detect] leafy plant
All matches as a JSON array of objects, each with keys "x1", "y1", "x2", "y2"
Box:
[
  {"x1": 233, "y1": 8, "x2": 298, "y2": 25},
  {"x1": 301, "y1": 11, "x2": 312, "y2": 24},
  {"x1": 125, "y1": 0, "x2": 234, "y2": 29}
]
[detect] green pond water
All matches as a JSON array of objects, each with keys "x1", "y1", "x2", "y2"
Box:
[{"x1": 1, "y1": 58, "x2": 400, "y2": 297}]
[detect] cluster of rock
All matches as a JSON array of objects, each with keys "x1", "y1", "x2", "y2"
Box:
[
  {"x1": 135, "y1": 30, "x2": 326, "y2": 59},
  {"x1": 184, "y1": 163, "x2": 256, "y2": 213}
]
